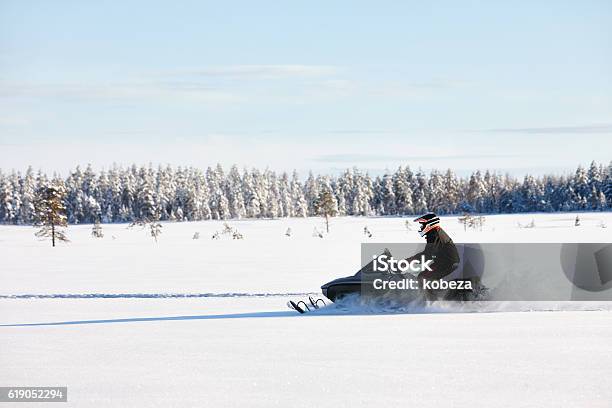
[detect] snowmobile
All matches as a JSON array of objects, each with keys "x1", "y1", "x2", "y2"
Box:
[
  {"x1": 289, "y1": 271, "x2": 485, "y2": 314},
  {"x1": 321, "y1": 248, "x2": 487, "y2": 303},
  {"x1": 289, "y1": 247, "x2": 488, "y2": 313}
]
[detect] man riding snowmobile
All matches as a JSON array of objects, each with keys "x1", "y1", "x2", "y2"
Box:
[
  {"x1": 318, "y1": 213, "x2": 485, "y2": 306},
  {"x1": 406, "y1": 213, "x2": 460, "y2": 300},
  {"x1": 410, "y1": 213, "x2": 460, "y2": 281}
]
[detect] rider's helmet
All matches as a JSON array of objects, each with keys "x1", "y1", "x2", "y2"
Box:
[{"x1": 413, "y1": 212, "x2": 440, "y2": 237}]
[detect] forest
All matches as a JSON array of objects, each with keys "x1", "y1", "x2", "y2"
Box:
[{"x1": 0, "y1": 161, "x2": 610, "y2": 224}]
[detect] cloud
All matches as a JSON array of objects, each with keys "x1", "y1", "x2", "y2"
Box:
[
  {"x1": 0, "y1": 116, "x2": 31, "y2": 126},
  {"x1": 0, "y1": 81, "x2": 244, "y2": 103},
  {"x1": 166, "y1": 64, "x2": 340, "y2": 79},
  {"x1": 484, "y1": 124, "x2": 612, "y2": 134},
  {"x1": 313, "y1": 153, "x2": 517, "y2": 163},
  {"x1": 0, "y1": 65, "x2": 343, "y2": 103},
  {"x1": 326, "y1": 129, "x2": 405, "y2": 135}
]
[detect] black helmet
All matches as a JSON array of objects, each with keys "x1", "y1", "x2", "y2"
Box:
[{"x1": 413, "y1": 213, "x2": 440, "y2": 237}]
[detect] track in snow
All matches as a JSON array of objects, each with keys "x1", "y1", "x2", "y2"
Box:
[{"x1": 0, "y1": 292, "x2": 314, "y2": 299}]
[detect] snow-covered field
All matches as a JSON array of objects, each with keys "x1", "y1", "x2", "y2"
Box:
[{"x1": 1, "y1": 213, "x2": 612, "y2": 407}]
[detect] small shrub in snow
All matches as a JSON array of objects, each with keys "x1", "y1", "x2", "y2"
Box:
[
  {"x1": 518, "y1": 219, "x2": 536, "y2": 229},
  {"x1": 458, "y1": 214, "x2": 486, "y2": 231},
  {"x1": 129, "y1": 214, "x2": 163, "y2": 243},
  {"x1": 212, "y1": 225, "x2": 244, "y2": 240},
  {"x1": 222, "y1": 223, "x2": 234, "y2": 236},
  {"x1": 91, "y1": 219, "x2": 104, "y2": 238},
  {"x1": 312, "y1": 227, "x2": 324, "y2": 238}
]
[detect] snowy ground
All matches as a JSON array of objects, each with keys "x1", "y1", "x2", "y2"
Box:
[{"x1": 1, "y1": 213, "x2": 612, "y2": 407}]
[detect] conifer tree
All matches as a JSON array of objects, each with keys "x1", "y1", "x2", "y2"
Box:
[
  {"x1": 34, "y1": 182, "x2": 69, "y2": 247},
  {"x1": 290, "y1": 171, "x2": 307, "y2": 217},
  {"x1": 314, "y1": 185, "x2": 338, "y2": 233}
]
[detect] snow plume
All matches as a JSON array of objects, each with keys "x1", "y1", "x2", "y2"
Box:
[
  {"x1": 433, "y1": 301, "x2": 612, "y2": 313},
  {"x1": 310, "y1": 295, "x2": 448, "y2": 315},
  {"x1": 312, "y1": 296, "x2": 612, "y2": 315}
]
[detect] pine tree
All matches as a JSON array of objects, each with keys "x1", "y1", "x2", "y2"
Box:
[
  {"x1": 412, "y1": 170, "x2": 428, "y2": 214},
  {"x1": 351, "y1": 170, "x2": 373, "y2": 216},
  {"x1": 290, "y1": 171, "x2": 307, "y2": 217},
  {"x1": 266, "y1": 171, "x2": 281, "y2": 218},
  {"x1": 304, "y1": 172, "x2": 320, "y2": 216},
  {"x1": 381, "y1": 173, "x2": 396, "y2": 215},
  {"x1": 393, "y1": 167, "x2": 414, "y2": 215},
  {"x1": 441, "y1": 169, "x2": 459, "y2": 214},
  {"x1": 428, "y1": 170, "x2": 445, "y2": 213},
  {"x1": 467, "y1": 171, "x2": 486, "y2": 213},
  {"x1": 20, "y1": 166, "x2": 37, "y2": 224},
  {"x1": 604, "y1": 162, "x2": 612, "y2": 208},
  {"x1": 597, "y1": 191, "x2": 607, "y2": 211},
  {"x1": 252, "y1": 169, "x2": 269, "y2": 218},
  {"x1": 0, "y1": 172, "x2": 16, "y2": 223},
  {"x1": 573, "y1": 166, "x2": 589, "y2": 209},
  {"x1": 130, "y1": 167, "x2": 163, "y2": 242},
  {"x1": 34, "y1": 181, "x2": 69, "y2": 247},
  {"x1": 5, "y1": 172, "x2": 22, "y2": 224},
  {"x1": 314, "y1": 185, "x2": 338, "y2": 233},
  {"x1": 521, "y1": 175, "x2": 544, "y2": 212},
  {"x1": 228, "y1": 165, "x2": 246, "y2": 219},
  {"x1": 278, "y1": 172, "x2": 292, "y2": 217},
  {"x1": 243, "y1": 170, "x2": 261, "y2": 218}
]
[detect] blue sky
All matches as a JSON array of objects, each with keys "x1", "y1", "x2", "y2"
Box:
[{"x1": 1, "y1": 0, "x2": 611, "y2": 176}]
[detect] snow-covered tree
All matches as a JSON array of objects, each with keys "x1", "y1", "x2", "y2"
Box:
[
  {"x1": 227, "y1": 165, "x2": 246, "y2": 219},
  {"x1": 278, "y1": 172, "x2": 292, "y2": 217},
  {"x1": 19, "y1": 166, "x2": 37, "y2": 224},
  {"x1": 290, "y1": 171, "x2": 307, "y2": 217},
  {"x1": 380, "y1": 173, "x2": 396, "y2": 215},
  {"x1": 304, "y1": 172, "x2": 319, "y2": 216},
  {"x1": 243, "y1": 170, "x2": 261, "y2": 218},
  {"x1": 393, "y1": 166, "x2": 414, "y2": 215}
]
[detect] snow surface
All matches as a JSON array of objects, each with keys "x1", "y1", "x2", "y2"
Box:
[{"x1": 1, "y1": 213, "x2": 612, "y2": 407}]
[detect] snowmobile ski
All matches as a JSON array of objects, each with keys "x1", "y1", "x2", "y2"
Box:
[
  {"x1": 287, "y1": 297, "x2": 327, "y2": 314},
  {"x1": 287, "y1": 300, "x2": 309, "y2": 314},
  {"x1": 308, "y1": 296, "x2": 326, "y2": 309}
]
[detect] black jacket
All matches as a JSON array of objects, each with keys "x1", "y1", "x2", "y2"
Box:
[{"x1": 409, "y1": 227, "x2": 460, "y2": 269}]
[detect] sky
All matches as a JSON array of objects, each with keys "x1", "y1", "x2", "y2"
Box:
[{"x1": 0, "y1": 0, "x2": 611, "y2": 177}]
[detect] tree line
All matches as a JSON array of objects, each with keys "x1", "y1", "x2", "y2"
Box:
[{"x1": 0, "y1": 161, "x2": 611, "y2": 225}]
